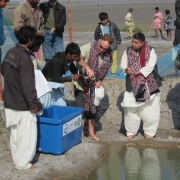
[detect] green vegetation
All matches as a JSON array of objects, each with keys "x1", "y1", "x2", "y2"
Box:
[{"x1": 120, "y1": 26, "x2": 143, "y2": 33}]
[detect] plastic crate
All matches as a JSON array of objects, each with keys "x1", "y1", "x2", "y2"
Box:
[{"x1": 37, "y1": 105, "x2": 83, "y2": 155}]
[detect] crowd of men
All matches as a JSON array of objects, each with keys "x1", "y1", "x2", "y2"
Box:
[{"x1": 0, "y1": 0, "x2": 180, "y2": 171}]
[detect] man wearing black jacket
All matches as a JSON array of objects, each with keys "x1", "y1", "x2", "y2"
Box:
[
  {"x1": 39, "y1": 0, "x2": 66, "y2": 62},
  {"x1": 1, "y1": 26, "x2": 41, "y2": 170},
  {"x1": 42, "y1": 42, "x2": 95, "y2": 83}
]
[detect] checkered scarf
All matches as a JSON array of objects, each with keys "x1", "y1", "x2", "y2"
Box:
[
  {"x1": 83, "y1": 41, "x2": 112, "y2": 115},
  {"x1": 127, "y1": 42, "x2": 159, "y2": 102}
]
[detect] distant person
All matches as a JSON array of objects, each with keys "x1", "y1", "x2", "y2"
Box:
[
  {"x1": 1, "y1": 26, "x2": 42, "y2": 170},
  {"x1": 39, "y1": 0, "x2": 66, "y2": 63},
  {"x1": 94, "y1": 12, "x2": 121, "y2": 75},
  {"x1": 154, "y1": 7, "x2": 164, "y2": 39},
  {"x1": 125, "y1": 8, "x2": 135, "y2": 40},
  {"x1": 74, "y1": 34, "x2": 113, "y2": 141},
  {"x1": 174, "y1": 0, "x2": 180, "y2": 46},
  {"x1": 13, "y1": 0, "x2": 44, "y2": 59},
  {"x1": 14, "y1": 0, "x2": 44, "y2": 35},
  {"x1": 164, "y1": 10, "x2": 174, "y2": 41},
  {"x1": 120, "y1": 33, "x2": 162, "y2": 140},
  {"x1": 0, "y1": 0, "x2": 9, "y2": 64}
]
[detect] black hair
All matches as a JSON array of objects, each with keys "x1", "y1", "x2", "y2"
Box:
[
  {"x1": 65, "y1": 42, "x2": 81, "y2": 56},
  {"x1": 133, "y1": 33, "x2": 145, "y2": 42},
  {"x1": 129, "y1": 8, "x2": 133, "y2": 12},
  {"x1": 99, "y1": 12, "x2": 108, "y2": 21},
  {"x1": 15, "y1": 26, "x2": 36, "y2": 45},
  {"x1": 30, "y1": 35, "x2": 44, "y2": 48},
  {"x1": 155, "y1": 7, "x2": 159, "y2": 10},
  {"x1": 165, "y1": 9, "x2": 170, "y2": 15}
]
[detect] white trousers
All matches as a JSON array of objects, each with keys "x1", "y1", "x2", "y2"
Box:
[
  {"x1": 124, "y1": 94, "x2": 160, "y2": 137},
  {"x1": 5, "y1": 109, "x2": 37, "y2": 170}
]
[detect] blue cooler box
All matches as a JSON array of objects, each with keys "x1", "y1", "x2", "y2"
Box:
[{"x1": 37, "y1": 105, "x2": 83, "y2": 155}]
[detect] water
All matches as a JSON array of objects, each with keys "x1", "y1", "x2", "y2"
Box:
[{"x1": 74, "y1": 146, "x2": 180, "y2": 180}]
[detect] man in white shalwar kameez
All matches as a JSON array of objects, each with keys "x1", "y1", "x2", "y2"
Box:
[
  {"x1": 120, "y1": 33, "x2": 162, "y2": 140},
  {"x1": 1, "y1": 26, "x2": 42, "y2": 170}
]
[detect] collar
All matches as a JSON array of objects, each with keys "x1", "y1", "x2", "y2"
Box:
[
  {"x1": 43, "y1": 1, "x2": 60, "y2": 9},
  {"x1": 26, "y1": 0, "x2": 37, "y2": 10},
  {"x1": 17, "y1": 44, "x2": 32, "y2": 55}
]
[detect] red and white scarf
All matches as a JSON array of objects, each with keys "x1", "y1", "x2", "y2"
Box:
[
  {"x1": 128, "y1": 42, "x2": 159, "y2": 102},
  {"x1": 83, "y1": 41, "x2": 112, "y2": 115}
]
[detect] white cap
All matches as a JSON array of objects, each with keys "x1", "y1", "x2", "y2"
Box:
[{"x1": 94, "y1": 86, "x2": 104, "y2": 106}]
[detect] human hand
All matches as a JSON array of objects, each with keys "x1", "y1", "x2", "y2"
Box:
[
  {"x1": 72, "y1": 74, "x2": 84, "y2": 81},
  {"x1": 50, "y1": 27, "x2": 56, "y2": 34},
  {"x1": 37, "y1": 30, "x2": 45, "y2": 36},
  {"x1": 134, "y1": 70, "x2": 142, "y2": 76},
  {"x1": 85, "y1": 66, "x2": 94, "y2": 78},
  {"x1": 37, "y1": 102, "x2": 42, "y2": 112},
  {"x1": 30, "y1": 107, "x2": 38, "y2": 113},
  {"x1": 125, "y1": 67, "x2": 132, "y2": 75},
  {"x1": 117, "y1": 44, "x2": 120, "y2": 50},
  {"x1": 94, "y1": 80, "x2": 102, "y2": 88}
]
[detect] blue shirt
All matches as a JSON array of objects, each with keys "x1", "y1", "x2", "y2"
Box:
[
  {"x1": 0, "y1": 9, "x2": 4, "y2": 46},
  {"x1": 103, "y1": 22, "x2": 110, "y2": 35}
]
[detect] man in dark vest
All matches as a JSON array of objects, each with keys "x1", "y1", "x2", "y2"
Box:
[{"x1": 120, "y1": 33, "x2": 162, "y2": 140}]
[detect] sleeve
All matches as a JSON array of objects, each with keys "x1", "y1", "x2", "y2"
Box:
[
  {"x1": 114, "y1": 23, "x2": 121, "y2": 44},
  {"x1": 52, "y1": 58, "x2": 72, "y2": 83},
  {"x1": 139, "y1": 48, "x2": 157, "y2": 77},
  {"x1": 39, "y1": 11, "x2": 44, "y2": 33},
  {"x1": 69, "y1": 62, "x2": 78, "y2": 74},
  {"x1": 94, "y1": 25, "x2": 101, "y2": 40},
  {"x1": 120, "y1": 50, "x2": 128, "y2": 74},
  {"x1": 159, "y1": 12, "x2": 163, "y2": 19},
  {"x1": 80, "y1": 43, "x2": 90, "y2": 59},
  {"x1": 55, "y1": 6, "x2": 66, "y2": 31},
  {"x1": 19, "y1": 58, "x2": 37, "y2": 109},
  {"x1": 13, "y1": 6, "x2": 26, "y2": 31},
  {"x1": 125, "y1": 13, "x2": 131, "y2": 21},
  {"x1": 165, "y1": 16, "x2": 172, "y2": 23}
]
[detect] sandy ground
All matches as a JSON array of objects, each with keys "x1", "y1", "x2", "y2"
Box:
[{"x1": 3, "y1": 2, "x2": 175, "y2": 32}]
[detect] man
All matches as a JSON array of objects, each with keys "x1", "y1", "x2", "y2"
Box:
[
  {"x1": 42, "y1": 42, "x2": 84, "y2": 83},
  {"x1": 13, "y1": 0, "x2": 44, "y2": 35},
  {"x1": 39, "y1": 0, "x2": 66, "y2": 62},
  {"x1": 154, "y1": 7, "x2": 164, "y2": 39},
  {"x1": 0, "y1": 0, "x2": 9, "y2": 64},
  {"x1": 125, "y1": 8, "x2": 135, "y2": 40},
  {"x1": 1, "y1": 26, "x2": 41, "y2": 170},
  {"x1": 120, "y1": 33, "x2": 162, "y2": 140},
  {"x1": 74, "y1": 34, "x2": 113, "y2": 141}
]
